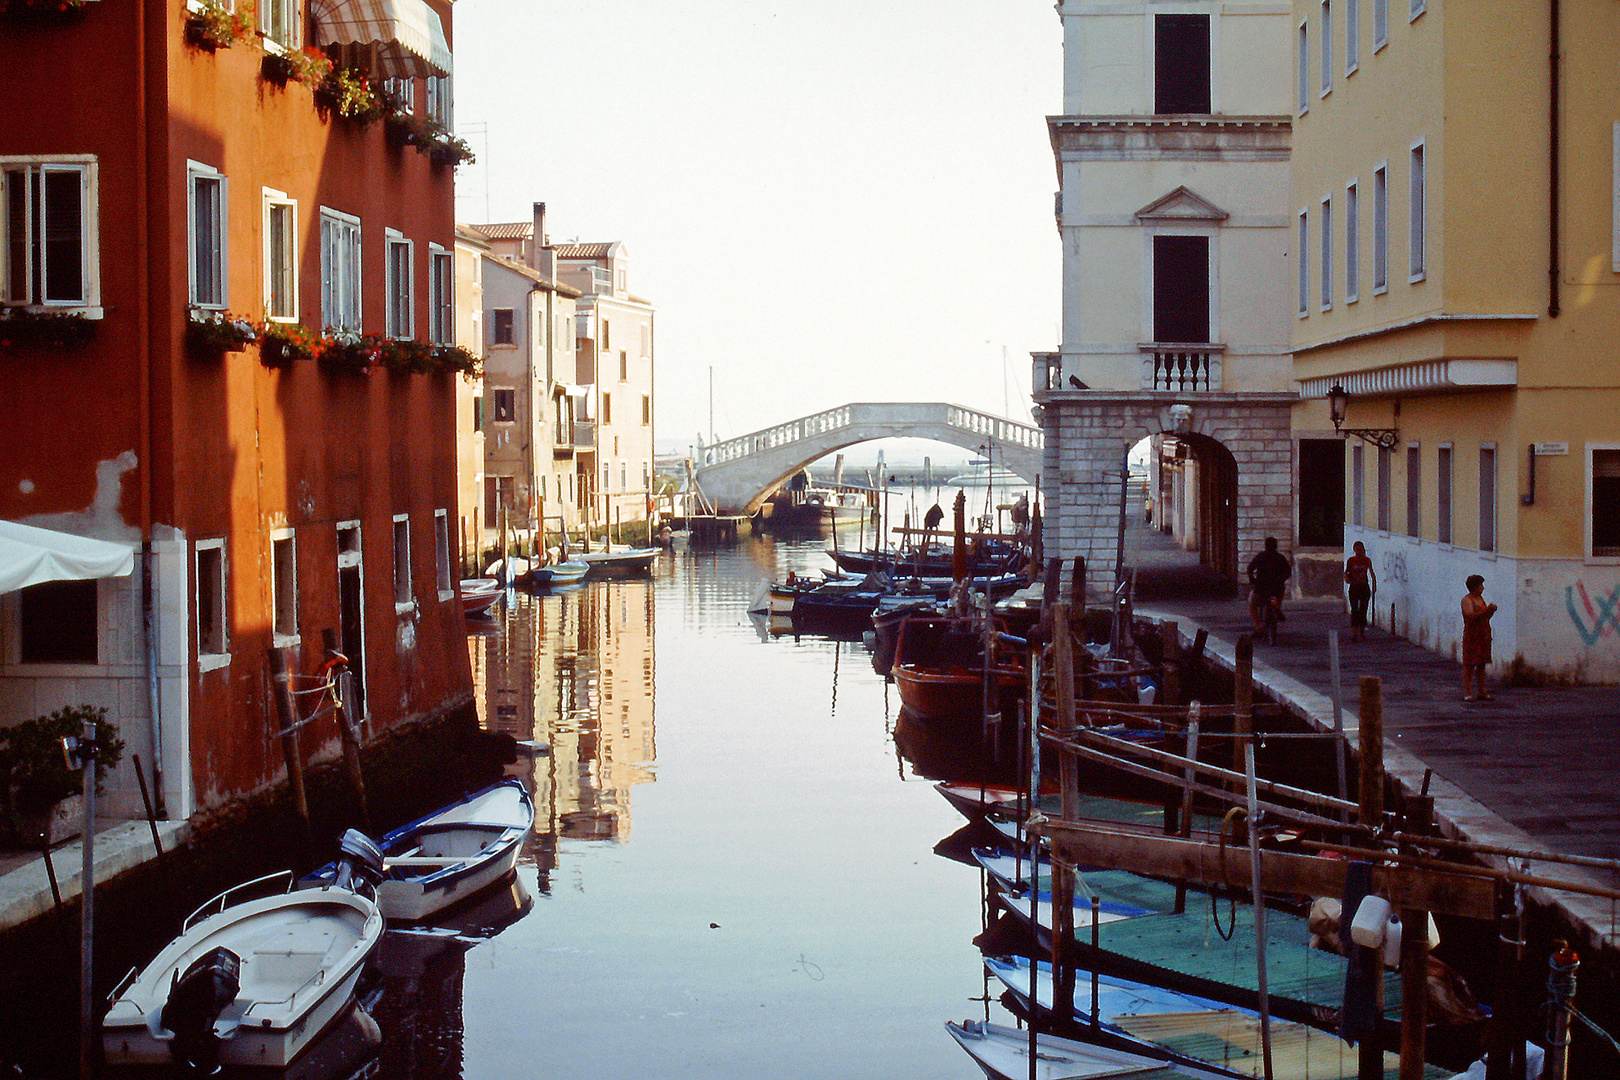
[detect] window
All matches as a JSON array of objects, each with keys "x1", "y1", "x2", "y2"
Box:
[
  {"x1": 385, "y1": 229, "x2": 413, "y2": 339},
  {"x1": 1153, "y1": 235, "x2": 1209, "y2": 341},
  {"x1": 1377, "y1": 446, "x2": 1391, "y2": 531},
  {"x1": 1593, "y1": 448, "x2": 1620, "y2": 557},
  {"x1": 602, "y1": 319, "x2": 610, "y2": 350},
  {"x1": 1352, "y1": 443, "x2": 1364, "y2": 526},
  {"x1": 1346, "y1": 0, "x2": 1360, "y2": 72},
  {"x1": 386, "y1": 77, "x2": 413, "y2": 114},
  {"x1": 493, "y1": 388, "x2": 516, "y2": 423},
  {"x1": 620, "y1": 462, "x2": 627, "y2": 492},
  {"x1": 1320, "y1": 2, "x2": 1332, "y2": 95},
  {"x1": 642, "y1": 393, "x2": 651, "y2": 426},
  {"x1": 1299, "y1": 439, "x2": 1345, "y2": 546},
  {"x1": 187, "y1": 162, "x2": 227, "y2": 308},
  {"x1": 1298, "y1": 211, "x2": 1310, "y2": 316},
  {"x1": 1345, "y1": 182, "x2": 1360, "y2": 303},
  {"x1": 1297, "y1": 22, "x2": 1310, "y2": 114},
  {"x1": 393, "y1": 515, "x2": 412, "y2": 608},
  {"x1": 320, "y1": 207, "x2": 362, "y2": 333},
  {"x1": 271, "y1": 530, "x2": 298, "y2": 643},
  {"x1": 640, "y1": 323, "x2": 651, "y2": 357},
  {"x1": 3, "y1": 158, "x2": 96, "y2": 308},
  {"x1": 428, "y1": 245, "x2": 453, "y2": 344},
  {"x1": 1406, "y1": 444, "x2": 1421, "y2": 537},
  {"x1": 425, "y1": 76, "x2": 453, "y2": 129},
  {"x1": 1437, "y1": 444, "x2": 1453, "y2": 544},
  {"x1": 619, "y1": 350, "x2": 628, "y2": 381},
  {"x1": 19, "y1": 578, "x2": 97, "y2": 665},
  {"x1": 1155, "y1": 14, "x2": 1211, "y2": 114},
  {"x1": 491, "y1": 308, "x2": 514, "y2": 345},
  {"x1": 1374, "y1": 0, "x2": 1388, "y2": 49},
  {"x1": 1320, "y1": 197, "x2": 1333, "y2": 311},
  {"x1": 1409, "y1": 142, "x2": 1426, "y2": 281},
  {"x1": 263, "y1": 188, "x2": 297, "y2": 320},
  {"x1": 1373, "y1": 165, "x2": 1388, "y2": 292},
  {"x1": 260, "y1": 0, "x2": 297, "y2": 47},
  {"x1": 1409, "y1": 0, "x2": 1425, "y2": 21},
  {"x1": 602, "y1": 392, "x2": 612, "y2": 425},
  {"x1": 436, "y1": 509, "x2": 452, "y2": 595},
  {"x1": 1479, "y1": 447, "x2": 1497, "y2": 552},
  {"x1": 196, "y1": 539, "x2": 228, "y2": 658}
]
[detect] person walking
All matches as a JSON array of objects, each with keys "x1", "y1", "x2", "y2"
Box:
[
  {"x1": 1461, "y1": 574, "x2": 1497, "y2": 701},
  {"x1": 1343, "y1": 541, "x2": 1376, "y2": 641}
]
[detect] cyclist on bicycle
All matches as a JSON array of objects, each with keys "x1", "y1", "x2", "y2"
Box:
[{"x1": 1247, "y1": 536, "x2": 1292, "y2": 632}]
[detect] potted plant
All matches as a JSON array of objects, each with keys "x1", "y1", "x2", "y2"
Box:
[
  {"x1": 187, "y1": 307, "x2": 259, "y2": 354},
  {"x1": 431, "y1": 343, "x2": 481, "y2": 380},
  {"x1": 0, "y1": 308, "x2": 97, "y2": 352},
  {"x1": 258, "y1": 320, "x2": 323, "y2": 367},
  {"x1": 263, "y1": 45, "x2": 333, "y2": 88},
  {"x1": 0, "y1": 705, "x2": 123, "y2": 847},
  {"x1": 315, "y1": 66, "x2": 383, "y2": 124},
  {"x1": 0, "y1": 0, "x2": 90, "y2": 23},
  {"x1": 184, "y1": 0, "x2": 254, "y2": 52}
]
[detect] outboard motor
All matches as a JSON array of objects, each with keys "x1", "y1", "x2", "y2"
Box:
[
  {"x1": 332, "y1": 829, "x2": 386, "y2": 896},
  {"x1": 159, "y1": 947, "x2": 240, "y2": 1073}
]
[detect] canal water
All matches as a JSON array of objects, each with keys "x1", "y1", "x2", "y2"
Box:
[{"x1": 395, "y1": 536, "x2": 996, "y2": 1078}]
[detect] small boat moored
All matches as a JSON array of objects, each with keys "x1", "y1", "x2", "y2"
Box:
[
  {"x1": 103, "y1": 831, "x2": 387, "y2": 1072},
  {"x1": 459, "y1": 577, "x2": 504, "y2": 617},
  {"x1": 945, "y1": 1019, "x2": 1235, "y2": 1080},
  {"x1": 302, "y1": 778, "x2": 534, "y2": 922}
]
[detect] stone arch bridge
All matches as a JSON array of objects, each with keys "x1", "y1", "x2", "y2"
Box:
[{"x1": 692, "y1": 402, "x2": 1042, "y2": 514}]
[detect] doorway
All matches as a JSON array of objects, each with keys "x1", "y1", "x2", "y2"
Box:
[{"x1": 336, "y1": 523, "x2": 368, "y2": 723}]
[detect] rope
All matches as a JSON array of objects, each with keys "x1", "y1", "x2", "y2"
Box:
[{"x1": 1210, "y1": 806, "x2": 1244, "y2": 942}]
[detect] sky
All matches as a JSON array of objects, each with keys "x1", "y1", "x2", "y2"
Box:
[{"x1": 450, "y1": 1, "x2": 1063, "y2": 462}]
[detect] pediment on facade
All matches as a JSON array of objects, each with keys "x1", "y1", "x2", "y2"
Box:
[{"x1": 1135, "y1": 186, "x2": 1229, "y2": 222}]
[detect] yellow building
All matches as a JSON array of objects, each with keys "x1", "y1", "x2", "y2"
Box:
[{"x1": 1291, "y1": 0, "x2": 1620, "y2": 681}]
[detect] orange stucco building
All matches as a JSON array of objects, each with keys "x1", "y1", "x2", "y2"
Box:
[{"x1": 0, "y1": 0, "x2": 473, "y2": 823}]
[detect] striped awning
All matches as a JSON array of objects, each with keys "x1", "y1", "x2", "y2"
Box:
[{"x1": 311, "y1": 0, "x2": 453, "y2": 79}]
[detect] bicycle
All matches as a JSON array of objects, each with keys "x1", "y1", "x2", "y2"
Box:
[{"x1": 1259, "y1": 594, "x2": 1282, "y2": 645}]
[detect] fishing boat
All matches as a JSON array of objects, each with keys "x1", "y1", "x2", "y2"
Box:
[
  {"x1": 515, "y1": 559, "x2": 589, "y2": 589},
  {"x1": 103, "y1": 832, "x2": 386, "y2": 1071},
  {"x1": 575, "y1": 544, "x2": 660, "y2": 576},
  {"x1": 459, "y1": 577, "x2": 504, "y2": 618},
  {"x1": 302, "y1": 779, "x2": 534, "y2": 922},
  {"x1": 945, "y1": 1019, "x2": 1237, "y2": 1080}
]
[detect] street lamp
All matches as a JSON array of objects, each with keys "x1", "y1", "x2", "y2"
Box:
[{"x1": 1327, "y1": 383, "x2": 1399, "y2": 450}]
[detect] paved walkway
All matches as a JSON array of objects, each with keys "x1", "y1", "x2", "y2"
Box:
[
  {"x1": 1111, "y1": 519, "x2": 1620, "y2": 955},
  {"x1": 0, "y1": 818, "x2": 188, "y2": 933}
]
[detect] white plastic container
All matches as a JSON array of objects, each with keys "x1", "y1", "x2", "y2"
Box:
[{"x1": 1350, "y1": 895, "x2": 1392, "y2": 948}]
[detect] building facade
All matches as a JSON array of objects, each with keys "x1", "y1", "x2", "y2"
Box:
[
  {"x1": 1036, "y1": 0, "x2": 1298, "y2": 589},
  {"x1": 454, "y1": 224, "x2": 489, "y2": 575},
  {"x1": 1290, "y1": 0, "x2": 1620, "y2": 681},
  {"x1": 0, "y1": 0, "x2": 473, "y2": 821}
]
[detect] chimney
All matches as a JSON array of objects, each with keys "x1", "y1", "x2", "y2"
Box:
[{"x1": 529, "y1": 201, "x2": 557, "y2": 280}]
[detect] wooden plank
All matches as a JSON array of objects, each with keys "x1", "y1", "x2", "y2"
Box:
[{"x1": 1029, "y1": 820, "x2": 1496, "y2": 920}]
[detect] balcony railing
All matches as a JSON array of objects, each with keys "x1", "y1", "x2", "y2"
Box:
[
  {"x1": 1141, "y1": 344, "x2": 1223, "y2": 393},
  {"x1": 555, "y1": 421, "x2": 595, "y2": 450}
]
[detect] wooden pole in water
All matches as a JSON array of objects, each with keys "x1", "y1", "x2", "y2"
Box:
[
  {"x1": 1358, "y1": 676, "x2": 1386, "y2": 1080},
  {"x1": 1399, "y1": 794, "x2": 1433, "y2": 1080},
  {"x1": 1175, "y1": 702, "x2": 1201, "y2": 915},
  {"x1": 268, "y1": 648, "x2": 312, "y2": 847},
  {"x1": 952, "y1": 491, "x2": 967, "y2": 583},
  {"x1": 1244, "y1": 740, "x2": 1275, "y2": 1080},
  {"x1": 324, "y1": 628, "x2": 370, "y2": 831},
  {"x1": 77, "y1": 715, "x2": 96, "y2": 1080},
  {"x1": 1232, "y1": 635, "x2": 1253, "y2": 773},
  {"x1": 1328, "y1": 630, "x2": 1350, "y2": 815},
  {"x1": 1051, "y1": 601, "x2": 1078, "y2": 1020}
]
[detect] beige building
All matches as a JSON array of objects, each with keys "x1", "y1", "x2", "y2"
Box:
[
  {"x1": 1290, "y1": 0, "x2": 1620, "y2": 681},
  {"x1": 454, "y1": 225, "x2": 490, "y2": 574},
  {"x1": 1037, "y1": 1, "x2": 1298, "y2": 587}
]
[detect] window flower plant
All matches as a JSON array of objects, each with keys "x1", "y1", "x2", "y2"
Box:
[
  {"x1": 0, "y1": 308, "x2": 97, "y2": 352},
  {"x1": 258, "y1": 320, "x2": 323, "y2": 367},
  {"x1": 315, "y1": 66, "x2": 383, "y2": 123},
  {"x1": 0, "y1": 705, "x2": 123, "y2": 846},
  {"x1": 431, "y1": 344, "x2": 481, "y2": 380},
  {"x1": 262, "y1": 45, "x2": 333, "y2": 88},
  {"x1": 186, "y1": 307, "x2": 259, "y2": 353},
  {"x1": 384, "y1": 110, "x2": 476, "y2": 168},
  {"x1": 0, "y1": 0, "x2": 90, "y2": 21},
  {"x1": 184, "y1": 0, "x2": 254, "y2": 52}
]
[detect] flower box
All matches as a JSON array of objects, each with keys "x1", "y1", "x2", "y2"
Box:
[{"x1": 0, "y1": 309, "x2": 97, "y2": 352}]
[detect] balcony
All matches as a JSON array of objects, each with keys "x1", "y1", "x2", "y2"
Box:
[
  {"x1": 1033, "y1": 346, "x2": 1226, "y2": 395},
  {"x1": 1141, "y1": 344, "x2": 1223, "y2": 393}
]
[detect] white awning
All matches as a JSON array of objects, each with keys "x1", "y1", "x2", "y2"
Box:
[
  {"x1": 311, "y1": 0, "x2": 453, "y2": 79},
  {"x1": 0, "y1": 520, "x2": 135, "y2": 594}
]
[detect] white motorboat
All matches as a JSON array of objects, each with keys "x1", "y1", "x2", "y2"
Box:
[
  {"x1": 945, "y1": 1019, "x2": 1235, "y2": 1080},
  {"x1": 103, "y1": 832, "x2": 386, "y2": 1071},
  {"x1": 303, "y1": 779, "x2": 534, "y2": 922},
  {"x1": 574, "y1": 544, "x2": 660, "y2": 575}
]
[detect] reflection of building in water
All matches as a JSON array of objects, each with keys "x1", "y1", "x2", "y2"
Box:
[{"x1": 466, "y1": 582, "x2": 656, "y2": 855}]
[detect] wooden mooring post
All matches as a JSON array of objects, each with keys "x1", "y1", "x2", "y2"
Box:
[
  {"x1": 267, "y1": 648, "x2": 312, "y2": 847},
  {"x1": 324, "y1": 628, "x2": 370, "y2": 831},
  {"x1": 1399, "y1": 794, "x2": 1434, "y2": 1080},
  {"x1": 1050, "y1": 600, "x2": 1079, "y2": 1023},
  {"x1": 1358, "y1": 675, "x2": 1385, "y2": 1080}
]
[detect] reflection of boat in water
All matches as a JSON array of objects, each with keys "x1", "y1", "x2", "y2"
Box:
[{"x1": 945, "y1": 1019, "x2": 1237, "y2": 1080}]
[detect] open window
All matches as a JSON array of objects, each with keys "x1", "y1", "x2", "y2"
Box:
[
  {"x1": 1155, "y1": 14, "x2": 1211, "y2": 114},
  {"x1": 1153, "y1": 236, "x2": 1210, "y2": 343}
]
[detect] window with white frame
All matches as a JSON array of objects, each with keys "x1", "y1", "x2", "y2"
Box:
[
  {"x1": 1319, "y1": 1, "x2": 1332, "y2": 95},
  {"x1": 260, "y1": 0, "x2": 298, "y2": 48},
  {"x1": 386, "y1": 77, "x2": 413, "y2": 113},
  {"x1": 1345, "y1": 181, "x2": 1359, "y2": 303},
  {"x1": 1406, "y1": 444, "x2": 1421, "y2": 537},
  {"x1": 1437, "y1": 444, "x2": 1453, "y2": 544},
  {"x1": 1297, "y1": 22, "x2": 1310, "y2": 114},
  {"x1": 187, "y1": 161, "x2": 227, "y2": 308},
  {"x1": 1297, "y1": 210, "x2": 1310, "y2": 316},
  {"x1": 321, "y1": 208, "x2": 362, "y2": 333},
  {"x1": 393, "y1": 514, "x2": 413, "y2": 608},
  {"x1": 1346, "y1": 0, "x2": 1359, "y2": 72},
  {"x1": 1409, "y1": 141, "x2": 1426, "y2": 281},
  {"x1": 1351, "y1": 443, "x2": 1365, "y2": 526},
  {"x1": 493, "y1": 387, "x2": 515, "y2": 423},
  {"x1": 385, "y1": 229, "x2": 413, "y2": 339},
  {"x1": 428, "y1": 245, "x2": 453, "y2": 344},
  {"x1": 1373, "y1": 165, "x2": 1388, "y2": 292},
  {"x1": 426, "y1": 76, "x2": 453, "y2": 129},
  {"x1": 196, "y1": 538, "x2": 228, "y2": 659},
  {"x1": 2, "y1": 157, "x2": 97, "y2": 309},
  {"x1": 271, "y1": 529, "x2": 298, "y2": 644},
  {"x1": 1592, "y1": 447, "x2": 1620, "y2": 557},
  {"x1": 1154, "y1": 14, "x2": 1211, "y2": 114},
  {"x1": 263, "y1": 188, "x2": 297, "y2": 320},
  {"x1": 1373, "y1": 0, "x2": 1388, "y2": 49},
  {"x1": 435, "y1": 509, "x2": 453, "y2": 596},
  {"x1": 1320, "y1": 197, "x2": 1333, "y2": 311},
  {"x1": 1479, "y1": 446, "x2": 1497, "y2": 552}
]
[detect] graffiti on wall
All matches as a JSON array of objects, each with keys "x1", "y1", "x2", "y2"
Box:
[
  {"x1": 1381, "y1": 551, "x2": 1408, "y2": 584},
  {"x1": 1566, "y1": 581, "x2": 1620, "y2": 647}
]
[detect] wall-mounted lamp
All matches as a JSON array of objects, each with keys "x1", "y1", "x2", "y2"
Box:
[{"x1": 1327, "y1": 383, "x2": 1399, "y2": 450}]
